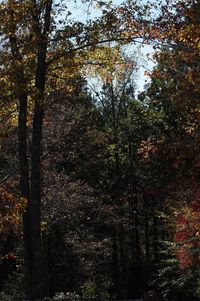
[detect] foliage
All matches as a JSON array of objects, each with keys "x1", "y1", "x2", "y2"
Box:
[
  {"x1": 0, "y1": 0, "x2": 200, "y2": 300},
  {"x1": 175, "y1": 200, "x2": 200, "y2": 270},
  {"x1": 0, "y1": 271, "x2": 24, "y2": 301},
  {"x1": 0, "y1": 188, "x2": 27, "y2": 235},
  {"x1": 53, "y1": 292, "x2": 80, "y2": 301},
  {"x1": 138, "y1": 2, "x2": 200, "y2": 300}
]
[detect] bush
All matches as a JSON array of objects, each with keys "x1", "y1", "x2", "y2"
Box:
[
  {"x1": 0, "y1": 271, "x2": 24, "y2": 301},
  {"x1": 53, "y1": 291, "x2": 80, "y2": 300}
]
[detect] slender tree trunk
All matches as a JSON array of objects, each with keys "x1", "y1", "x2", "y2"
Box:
[
  {"x1": 108, "y1": 83, "x2": 126, "y2": 298},
  {"x1": 9, "y1": 31, "x2": 32, "y2": 298},
  {"x1": 30, "y1": 100, "x2": 45, "y2": 299},
  {"x1": 128, "y1": 140, "x2": 140, "y2": 261},
  {"x1": 118, "y1": 230, "x2": 126, "y2": 297},
  {"x1": 134, "y1": 205, "x2": 140, "y2": 260},
  {"x1": 18, "y1": 93, "x2": 32, "y2": 299},
  {"x1": 153, "y1": 214, "x2": 159, "y2": 262},
  {"x1": 145, "y1": 206, "x2": 150, "y2": 262},
  {"x1": 111, "y1": 230, "x2": 120, "y2": 298}
]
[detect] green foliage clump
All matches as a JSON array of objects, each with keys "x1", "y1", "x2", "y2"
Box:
[
  {"x1": 53, "y1": 291, "x2": 80, "y2": 300},
  {"x1": 0, "y1": 271, "x2": 24, "y2": 301},
  {"x1": 81, "y1": 280, "x2": 96, "y2": 298},
  {"x1": 154, "y1": 241, "x2": 200, "y2": 301}
]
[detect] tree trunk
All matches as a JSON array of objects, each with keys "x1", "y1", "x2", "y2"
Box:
[
  {"x1": 9, "y1": 31, "x2": 32, "y2": 299},
  {"x1": 29, "y1": 2, "x2": 53, "y2": 297},
  {"x1": 18, "y1": 93, "x2": 32, "y2": 299},
  {"x1": 128, "y1": 140, "x2": 140, "y2": 261},
  {"x1": 145, "y1": 207, "x2": 150, "y2": 262},
  {"x1": 111, "y1": 230, "x2": 120, "y2": 298},
  {"x1": 153, "y1": 214, "x2": 159, "y2": 262},
  {"x1": 30, "y1": 100, "x2": 45, "y2": 299},
  {"x1": 118, "y1": 230, "x2": 126, "y2": 298}
]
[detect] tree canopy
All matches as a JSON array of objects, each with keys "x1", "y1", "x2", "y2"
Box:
[{"x1": 0, "y1": 0, "x2": 200, "y2": 301}]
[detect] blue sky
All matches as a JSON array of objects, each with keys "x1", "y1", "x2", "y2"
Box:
[
  {"x1": 135, "y1": 44, "x2": 154, "y2": 93},
  {"x1": 55, "y1": 0, "x2": 156, "y2": 92}
]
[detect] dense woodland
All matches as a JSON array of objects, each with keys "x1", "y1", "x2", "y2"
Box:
[{"x1": 0, "y1": 0, "x2": 200, "y2": 300}]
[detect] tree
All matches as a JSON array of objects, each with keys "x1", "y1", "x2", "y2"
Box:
[
  {"x1": 136, "y1": 1, "x2": 200, "y2": 299},
  {"x1": 0, "y1": 1, "x2": 54, "y2": 298},
  {"x1": 3, "y1": 0, "x2": 199, "y2": 300},
  {"x1": 0, "y1": 1, "x2": 147, "y2": 298},
  {"x1": 175, "y1": 188, "x2": 200, "y2": 270}
]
